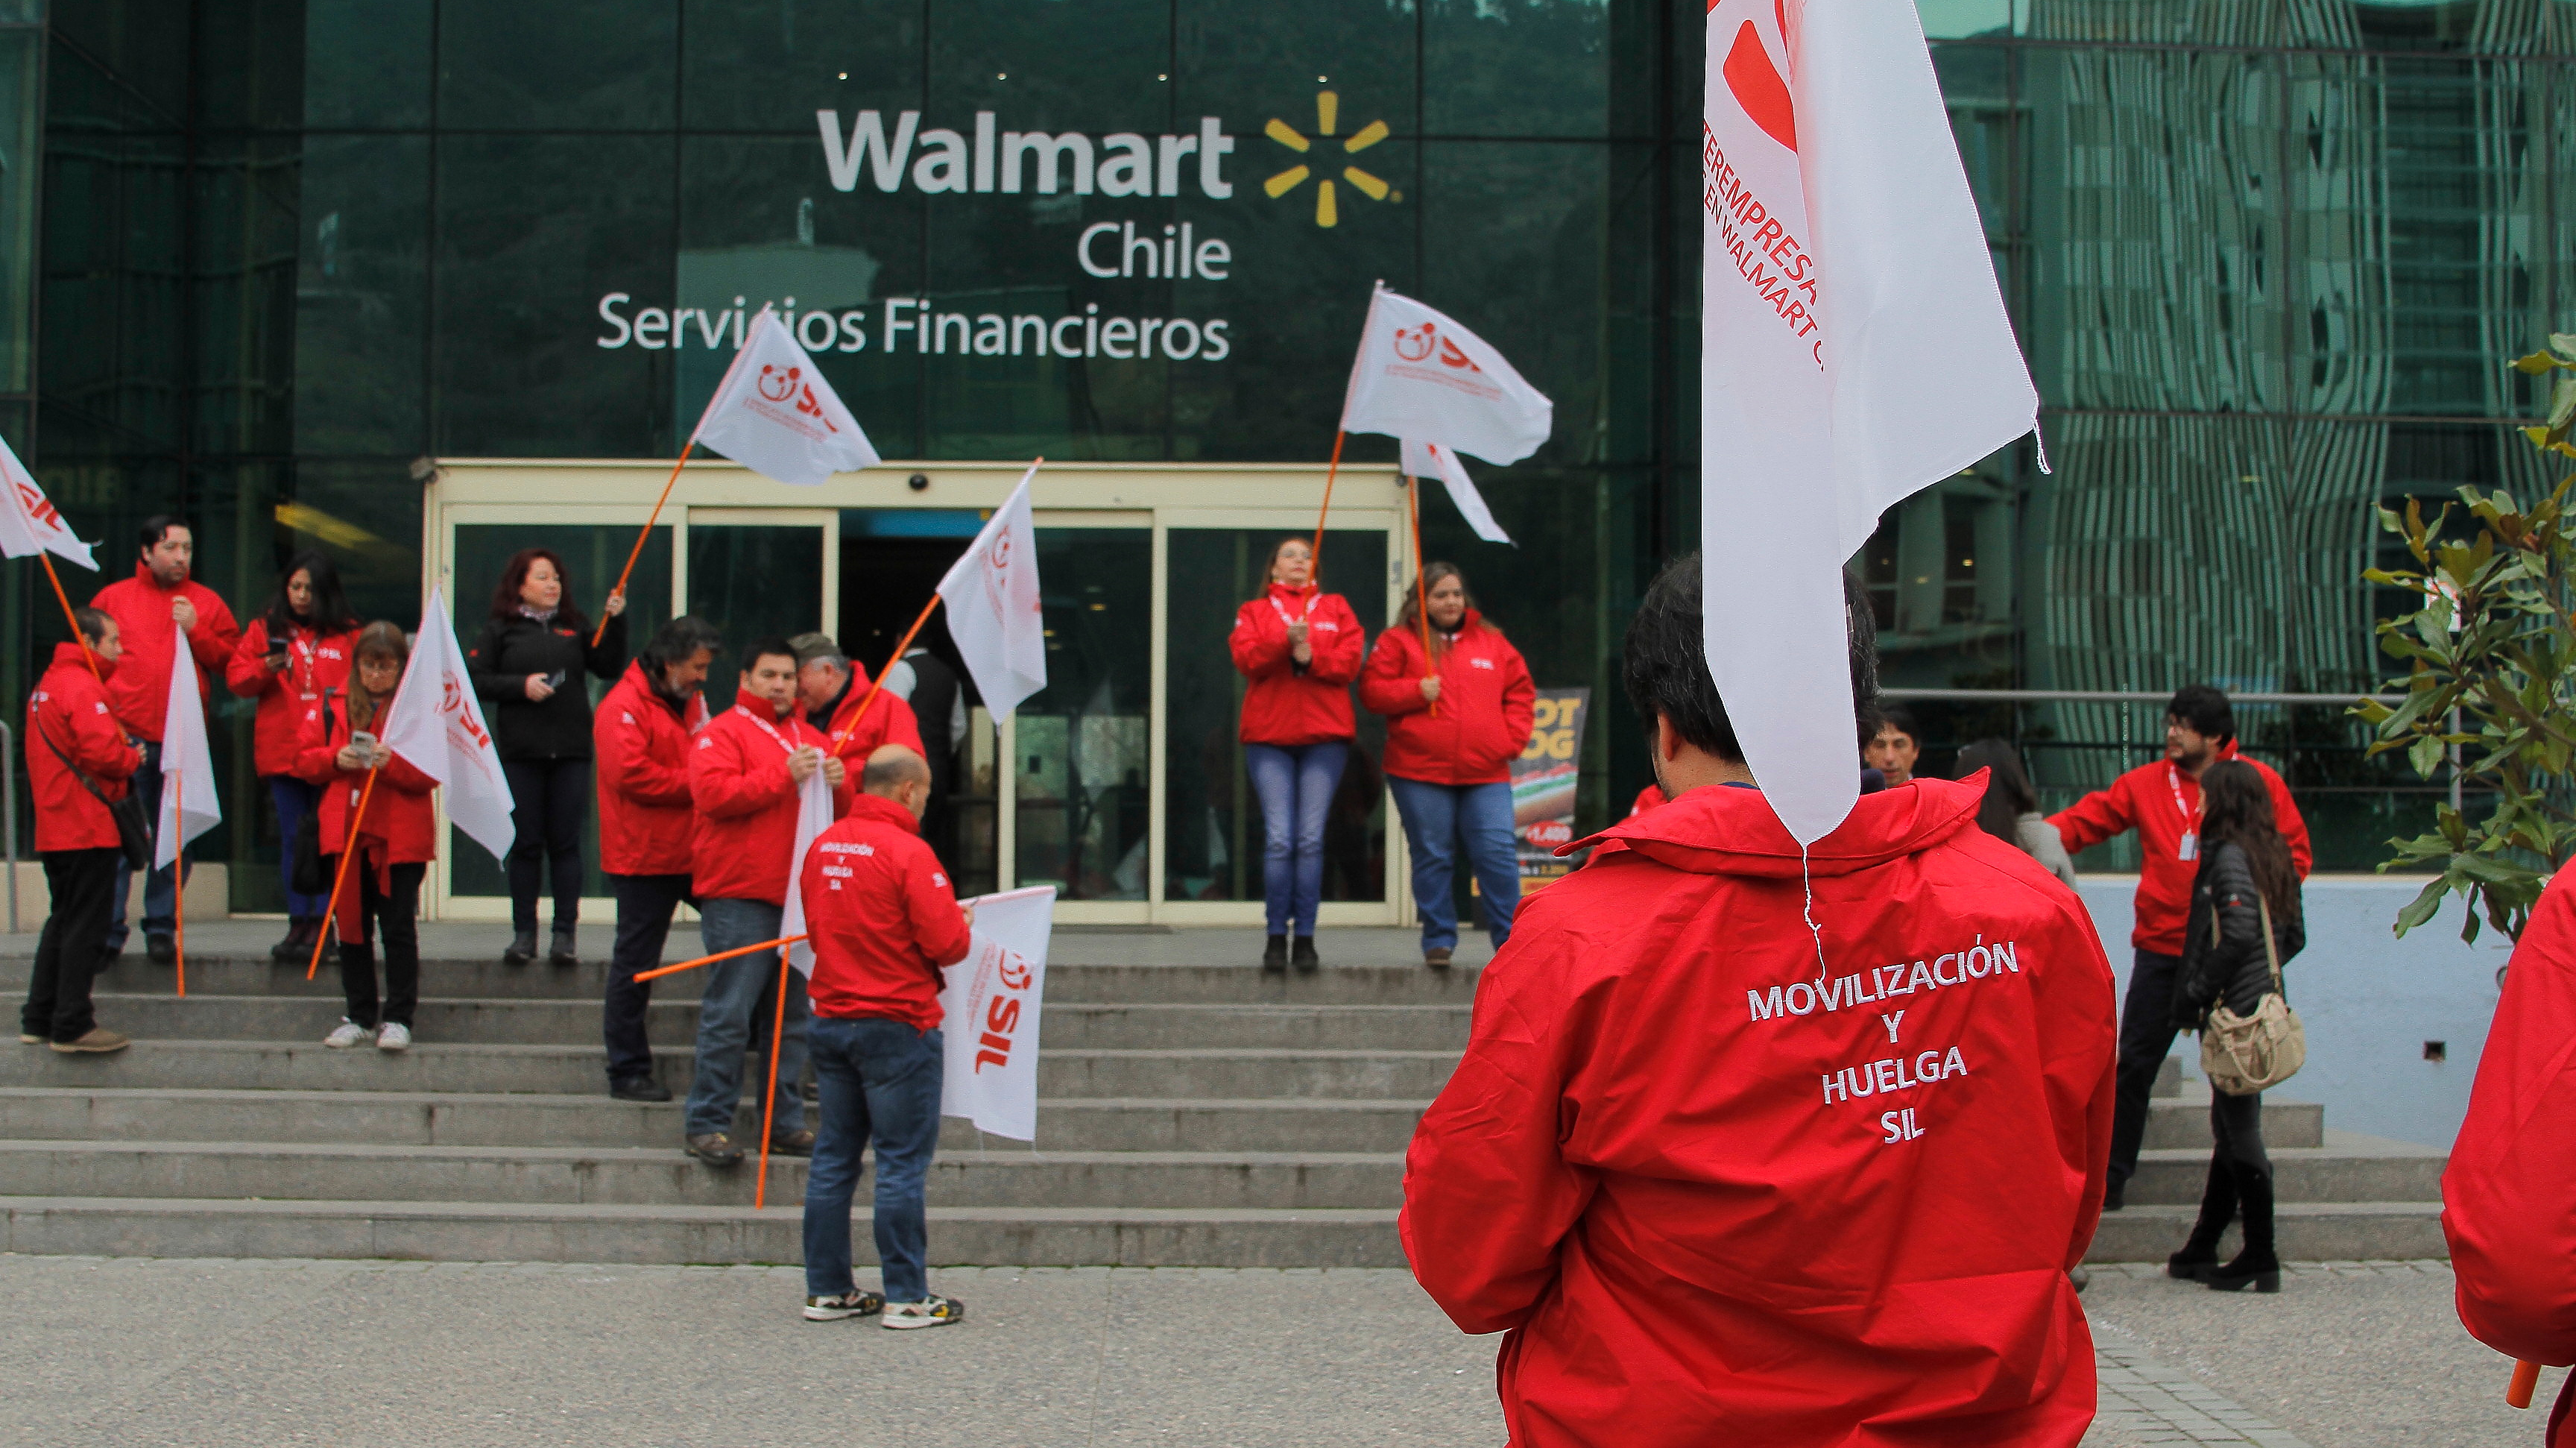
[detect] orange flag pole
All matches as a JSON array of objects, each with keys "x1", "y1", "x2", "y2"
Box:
[
  {"x1": 2509, "y1": 1359, "x2": 2542, "y2": 1409},
  {"x1": 307, "y1": 769, "x2": 379, "y2": 980},
  {"x1": 753, "y1": 945, "x2": 793, "y2": 1210},
  {"x1": 37, "y1": 553, "x2": 102, "y2": 686},
  {"x1": 593, "y1": 440, "x2": 693, "y2": 648},
  {"x1": 1409, "y1": 475, "x2": 1436, "y2": 718},
  {"x1": 632, "y1": 933, "x2": 806, "y2": 984},
  {"x1": 171, "y1": 772, "x2": 184, "y2": 998},
  {"x1": 1307, "y1": 430, "x2": 1348, "y2": 576},
  {"x1": 830, "y1": 594, "x2": 943, "y2": 754}
]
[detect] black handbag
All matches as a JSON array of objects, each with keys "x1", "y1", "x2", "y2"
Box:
[{"x1": 37, "y1": 717, "x2": 151, "y2": 870}]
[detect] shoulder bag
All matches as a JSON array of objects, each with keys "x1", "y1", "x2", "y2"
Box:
[
  {"x1": 2200, "y1": 895, "x2": 2306, "y2": 1096},
  {"x1": 37, "y1": 717, "x2": 151, "y2": 870}
]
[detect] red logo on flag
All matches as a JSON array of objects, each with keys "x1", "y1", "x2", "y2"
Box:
[
  {"x1": 13, "y1": 479, "x2": 60, "y2": 529},
  {"x1": 1393, "y1": 322, "x2": 1436, "y2": 362},
  {"x1": 757, "y1": 364, "x2": 801, "y2": 403},
  {"x1": 1722, "y1": 8, "x2": 1798, "y2": 153}
]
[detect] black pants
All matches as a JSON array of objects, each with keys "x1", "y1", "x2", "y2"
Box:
[
  {"x1": 2209, "y1": 1086, "x2": 2268, "y2": 1176},
  {"x1": 335, "y1": 860, "x2": 424, "y2": 1029},
  {"x1": 503, "y1": 758, "x2": 590, "y2": 934},
  {"x1": 24, "y1": 848, "x2": 119, "y2": 1042},
  {"x1": 2108, "y1": 948, "x2": 2183, "y2": 1189},
  {"x1": 605, "y1": 872, "x2": 690, "y2": 1086}
]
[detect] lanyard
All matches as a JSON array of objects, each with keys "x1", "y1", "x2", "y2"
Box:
[
  {"x1": 2164, "y1": 764, "x2": 2198, "y2": 825},
  {"x1": 1266, "y1": 588, "x2": 1319, "y2": 629},
  {"x1": 734, "y1": 703, "x2": 801, "y2": 755},
  {"x1": 290, "y1": 628, "x2": 319, "y2": 693}
]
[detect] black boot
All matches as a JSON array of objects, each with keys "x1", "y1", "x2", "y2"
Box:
[
  {"x1": 2205, "y1": 1162, "x2": 2279, "y2": 1292},
  {"x1": 2167, "y1": 1156, "x2": 2237, "y2": 1281},
  {"x1": 549, "y1": 926, "x2": 578, "y2": 966},
  {"x1": 502, "y1": 929, "x2": 537, "y2": 966},
  {"x1": 270, "y1": 917, "x2": 313, "y2": 963},
  {"x1": 1261, "y1": 934, "x2": 1288, "y2": 974},
  {"x1": 1292, "y1": 937, "x2": 1320, "y2": 973}
]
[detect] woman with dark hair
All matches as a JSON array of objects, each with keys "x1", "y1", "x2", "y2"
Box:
[
  {"x1": 1361, "y1": 562, "x2": 1535, "y2": 969},
  {"x1": 1228, "y1": 535, "x2": 1364, "y2": 973},
  {"x1": 294, "y1": 621, "x2": 438, "y2": 1051},
  {"x1": 467, "y1": 548, "x2": 627, "y2": 966},
  {"x1": 2166, "y1": 757, "x2": 2305, "y2": 1294},
  {"x1": 227, "y1": 550, "x2": 361, "y2": 962},
  {"x1": 1954, "y1": 737, "x2": 2077, "y2": 887}
]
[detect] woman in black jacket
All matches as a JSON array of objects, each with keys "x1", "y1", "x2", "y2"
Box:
[
  {"x1": 467, "y1": 549, "x2": 626, "y2": 965},
  {"x1": 2165, "y1": 758, "x2": 2305, "y2": 1294}
]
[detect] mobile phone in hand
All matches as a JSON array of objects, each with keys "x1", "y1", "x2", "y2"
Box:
[{"x1": 546, "y1": 670, "x2": 567, "y2": 690}]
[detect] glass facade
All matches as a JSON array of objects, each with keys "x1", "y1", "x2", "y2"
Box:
[{"x1": 10, "y1": 0, "x2": 2576, "y2": 903}]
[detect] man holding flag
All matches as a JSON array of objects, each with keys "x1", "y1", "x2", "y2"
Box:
[{"x1": 681, "y1": 636, "x2": 849, "y2": 1169}]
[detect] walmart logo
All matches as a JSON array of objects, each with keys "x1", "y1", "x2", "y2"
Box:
[{"x1": 1263, "y1": 91, "x2": 1398, "y2": 228}]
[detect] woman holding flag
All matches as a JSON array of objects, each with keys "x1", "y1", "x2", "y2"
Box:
[
  {"x1": 1229, "y1": 537, "x2": 1364, "y2": 973},
  {"x1": 296, "y1": 622, "x2": 438, "y2": 1052},
  {"x1": 1360, "y1": 563, "x2": 1533, "y2": 969}
]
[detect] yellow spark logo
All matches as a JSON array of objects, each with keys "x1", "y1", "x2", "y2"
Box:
[{"x1": 1263, "y1": 90, "x2": 1398, "y2": 228}]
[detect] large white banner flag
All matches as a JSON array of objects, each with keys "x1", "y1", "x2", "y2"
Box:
[
  {"x1": 1340, "y1": 285, "x2": 1553, "y2": 467},
  {"x1": 1401, "y1": 438, "x2": 1512, "y2": 546},
  {"x1": 777, "y1": 766, "x2": 834, "y2": 978},
  {"x1": 938, "y1": 885, "x2": 1056, "y2": 1142},
  {"x1": 155, "y1": 629, "x2": 220, "y2": 868},
  {"x1": 695, "y1": 306, "x2": 882, "y2": 486},
  {"x1": 0, "y1": 435, "x2": 95, "y2": 570},
  {"x1": 935, "y1": 463, "x2": 1046, "y2": 720},
  {"x1": 1702, "y1": 0, "x2": 2038, "y2": 843},
  {"x1": 381, "y1": 588, "x2": 517, "y2": 861}
]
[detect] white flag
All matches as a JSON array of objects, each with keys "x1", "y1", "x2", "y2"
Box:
[
  {"x1": 938, "y1": 886, "x2": 1055, "y2": 1142},
  {"x1": 1401, "y1": 438, "x2": 1512, "y2": 546},
  {"x1": 777, "y1": 766, "x2": 834, "y2": 978},
  {"x1": 936, "y1": 463, "x2": 1046, "y2": 720},
  {"x1": 381, "y1": 588, "x2": 517, "y2": 861},
  {"x1": 1702, "y1": 0, "x2": 2038, "y2": 843},
  {"x1": 695, "y1": 307, "x2": 880, "y2": 486},
  {"x1": 0, "y1": 435, "x2": 96, "y2": 570},
  {"x1": 155, "y1": 631, "x2": 220, "y2": 869},
  {"x1": 1339, "y1": 285, "x2": 1553, "y2": 467}
]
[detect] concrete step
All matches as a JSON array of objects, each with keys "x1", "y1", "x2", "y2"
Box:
[
  {"x1": 86, "y1": 995, "x2": 1474, "y2": 1053},
  {"x1": 2127, "y1": 1130, "x2": 2445, "y2": 1204},
  {"x1": 2084, "y1": 1200, "x2": 2447, "y2": 1265},
  {"x1": 0, "y1": 954, "x2": 707, "y2": 1003},
  {"x1": 0, "y1": 1041, "x2": 1460, "y2": 1101},
  {"x1": 2145, "y1": 1085, "x2": 2323, "y2": 1149},
  {"x1": 0, "y1": 1140, "x2": 1405, "y2": 1210},
  {"x1": 0, "y1": 1195, "x2": 1409, "y2": 1267},
  {"x1": 2150, "y1": 1055, "x2": 2179, "y2": 1098},
  {"x1": 0, "y1": 1087, "x2": 1432, "y2": 1153}
]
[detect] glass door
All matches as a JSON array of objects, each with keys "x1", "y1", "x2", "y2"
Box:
[
  {"x1": 681, "y1": 509, "x2": 836, "y2": 713},
  {"x1": 1006, "y1": 520, "x2": 1154, "y2": 904}
]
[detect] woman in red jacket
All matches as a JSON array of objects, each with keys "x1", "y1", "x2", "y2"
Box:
[
  {"x1": 294, "y1": 621, "x2": 438, "y2": 1052},
  {"x1": 1229, "y1": 537, "x2": 1365, "y2": 972},
  {"x1": 227, "y1": 551, "x2": 358, "y2": 965},
  {"x1": 1361, "y1": 564, "x2": 1535, "y2": 968}
]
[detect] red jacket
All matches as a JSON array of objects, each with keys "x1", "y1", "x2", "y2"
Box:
[
  {"x1": 91, "y1": 563, "x2": 241, "y2": 742},
  {"x1": 226, "y1": 620, "x2": 356, "y2": 777},
  {"x1": 2445, "y1": 871, "x2": 2576, "y2": 1447},
  {"x1": 799, "y1": 793, "x2": 974, "y2": 1029},
  {"x1": 2049, "y1": 743, "x2": 2313, "y2": 954},
  {"x1": 594, "y1": 662, "x2": 709, "y2": 878},
  {"x1": 1358, "y1": 612, "x2": 1535, "y2": 786},
  {"x1": 291, "y1": 690, "x2": 438, "y2": 866},
  {"x1": 813, "y1": 663, "x2": 926, "y2": 766},
  {"x1": 689, "y1": 702, "x2": 853, "y2": 904},
  {"x1": 1230, "y1": 584, "x2": 1363, "y2": 746},
  {"x1": 27, "y1": 645, "x2": 142, "y2": 854},
  {"x1": 1627, "y1": 784, "x2": 1665, "y2": 818},
  {"x1": 1403, "y1": 779, "x2": 2116, "y2": 1447}
]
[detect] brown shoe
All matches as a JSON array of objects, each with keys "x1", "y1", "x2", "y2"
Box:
[
  {"x1": 685, "y1": 1132, "x2": 745, "y2": 1168},
  {"x1": 1424, "y1": 948, "x2": 1453, "y2": 970},
  {"x1": 49, "y1": 1027, "x2": 129, "y2": 1054},
  {"x1": 768, "y1": 1127, "x2": 816, "y2": 1157}
]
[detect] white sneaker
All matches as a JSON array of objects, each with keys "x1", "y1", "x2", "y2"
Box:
[
  {"x1": 323, "y1": 1020, "x2": 373, "y2": 1049},
  {"x1": 376, "y1": 1022, "x2": 411, "y2": 1052},
  {"x1": 881, "y1": 1294, "x2": 965, "y2": 1330}
]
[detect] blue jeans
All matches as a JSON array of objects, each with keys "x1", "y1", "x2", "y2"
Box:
[
  {"x1": 1388, "y1": 776, "x2": 1521, "y2": 951},
  {"x1": 803, "y1": 1016, "x2": 944, "y2": 1303},
  {"x1": 1245, "y1": 740, "x2": 1347, "y2": 937},
  {"x1": 268, "y1": 775, "x2": 328, "y2": 920},
  {"x1": 682, "y1": 897, "x2": 809, "y2": 1139},
  {"x1": 107, "y1": 741, "x2": 184, "y2": 951}
]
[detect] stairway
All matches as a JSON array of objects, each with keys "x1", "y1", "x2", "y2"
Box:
[{"x1": 0, "y1": 941, "x2": 2443, "y2": 1265}]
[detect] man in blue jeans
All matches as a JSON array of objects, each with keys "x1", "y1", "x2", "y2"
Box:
[
  {"x1": 795, "y1": 746, "x2": 974, "y2": 1328},
  {"x1": 680, "y1": 638, "x2": 848, "y2": 1168}
]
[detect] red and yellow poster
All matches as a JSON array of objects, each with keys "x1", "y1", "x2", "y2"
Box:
[{"x1": 1512, "y1": 688, "x2": 1590, "y2": 887}]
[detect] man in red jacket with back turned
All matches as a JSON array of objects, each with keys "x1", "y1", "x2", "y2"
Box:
[
  {"x1": 2050, "y1": 684, "x2": 2311, "y2": 1210},
  {"x1": 1404, "y1": 555, "x2": 2115, "y2": 1446},
  {"x1": 20, "y1": 609, "x2": 142, "y2": 1054},
  {"x1": 89, "y1": 515, "x2": 239, "y2": 966}
]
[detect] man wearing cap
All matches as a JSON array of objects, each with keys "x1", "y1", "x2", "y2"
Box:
[{"x1": 789, "y1": 632, "x2": 926, "y2": 772}]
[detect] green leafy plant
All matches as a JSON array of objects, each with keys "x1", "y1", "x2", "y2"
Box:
[{"x1": 2357, "y1": 335, "x2": 2576, "y2": 942}]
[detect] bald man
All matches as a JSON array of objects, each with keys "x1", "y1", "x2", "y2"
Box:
[{"x1": 794, "y1": 743, "x2": 976, "y2": 1329}]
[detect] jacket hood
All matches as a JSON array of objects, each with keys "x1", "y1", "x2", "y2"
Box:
[
  {"x1": 1565, "y1": 772, "x2": 1989, "y2": 879},
  {"x1": 50, "y1": 641, "x2": 114, "y2": 680},
  {"x1": 845, "y1": 791, "x2": 924, "y2": 835},
  {"x1": 1264, "y1": 581, "x2": 1320, "y2": 604}
]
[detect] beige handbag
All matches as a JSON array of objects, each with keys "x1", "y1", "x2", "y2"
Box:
[{"x1": 2200, "y1": 896, "x2": 2306, "y2": 1096}]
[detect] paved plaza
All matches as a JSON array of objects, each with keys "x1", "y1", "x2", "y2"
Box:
[{"x1": 1, "y1": 1253, "x2": 2558, "y2": 1447}]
